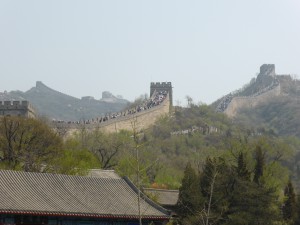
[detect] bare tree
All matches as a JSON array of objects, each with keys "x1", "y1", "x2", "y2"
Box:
[
  {"x1": 89, "y1": 129, "x2": 125, "y2": 169},
  {"x1": 199, "y1": 170, "x2": 218, "y2": 225},
  {"x1": 129, "y1": 119, "x2": 163, "y2": 225},
  {"x1": 186, "y1": 95, "x2": 193, "y2": 107},
  {"x1": 131, "y1": 118, "x2": 143, "y2": 225}
]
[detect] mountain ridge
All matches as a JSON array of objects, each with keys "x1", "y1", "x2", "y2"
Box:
[{"x1": 0, "y1": 81, "x2": 129, "y2": 121}]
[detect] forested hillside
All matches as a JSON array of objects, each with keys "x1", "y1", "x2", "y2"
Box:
[
  {"x1": 1, "y1": 101, "x2": 300, "y2": 224},
  {"x1": 235, "y1": 95, "x2": 300, "y2": 137},
  {"x1": 1, "y1": 104, "x2": 299, "y2": 185}
]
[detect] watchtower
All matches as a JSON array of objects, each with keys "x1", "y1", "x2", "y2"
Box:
[
  {"x1": 0, "y1": 101, "x2": 36, "y2": 118},
  {"x1": 150, "y1": 82, "x2": 173, "y2": 106},
  {"x1": 260, "y1": 64, "x2": 275, "y2": 77}
]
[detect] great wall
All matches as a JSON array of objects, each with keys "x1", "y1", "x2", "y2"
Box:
[
  {"x1": 0, "y1": 82, "x2": 173, "y2": 135},
  {"x1": 223, "y1": 84, "x2": 281, "y2": 117},
  {"x1": 52, "y1": 82, "x2": 173, "y2": 135},
  {"x1": 216, "y1": 64, "x2": 288, "y2": 118},
  {"x1": 1, "y1": 64, "x2": 297, "y2": 134},
  {"x1": 63, "y1": 93, "x2": 171, "y2": 135}
]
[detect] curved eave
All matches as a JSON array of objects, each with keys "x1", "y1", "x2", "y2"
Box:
[{"x1": 0, "y1": 210, "x2": 170, "y2": 220}]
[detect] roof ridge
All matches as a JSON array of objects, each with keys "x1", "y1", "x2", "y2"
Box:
[
  {"x1": 123, "y1": 176, "x2": 171, "y2": 216},
  {"x1": 143, "y1": 188, "x2": 179, "y2": 192}
]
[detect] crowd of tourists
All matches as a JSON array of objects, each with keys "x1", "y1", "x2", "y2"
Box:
[
  {"x1": 52, "y1": 91, "x2": 168, "y2": 125},
  {"x1": 216, "y1": 94, "x2": 233, "y2": 112}
]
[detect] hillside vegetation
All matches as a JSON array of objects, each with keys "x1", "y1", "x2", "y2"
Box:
[
  {"x1": 233, "y1": 76, "x2": 300, "y2": 138},
  {"x1": 1, "y1": 101, "x2": 300, "y2": 224},
  {"x1": 236, "y1": 96, "x2": 300, "y2": 137},
  {"x1": 1, "y1": 65, "x2": 300, "y2": 224}
]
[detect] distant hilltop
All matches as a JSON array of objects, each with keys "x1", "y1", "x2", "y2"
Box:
[
  {"x1": 34, "y1": 81, "x2": 126, "y2": 103},
  {"x1": 0, "y1": 81, "x2": 129, "y2": 121},
  {"x1": 99, "y1": 91, "x2": 125, "y2": 103}
]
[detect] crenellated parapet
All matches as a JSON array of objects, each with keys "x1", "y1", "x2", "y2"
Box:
[
  {"x1": 0, "y1": 101, "x2": 36, "y2": 118},
  {"x1": 150, "y1": 82, "x2": 173, "y2": 106}
]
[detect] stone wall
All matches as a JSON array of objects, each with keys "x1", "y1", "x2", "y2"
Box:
[
  {"x1": 224, "y1": 84, "x2": 281, "y2": 118},
  {"x1": 66, "y1": 94, "x2": 170, "y2": 136}
]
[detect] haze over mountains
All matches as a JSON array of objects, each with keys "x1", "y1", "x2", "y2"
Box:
[{"x1": 0, "y1": 81, "x2": 129, "y2": 121}]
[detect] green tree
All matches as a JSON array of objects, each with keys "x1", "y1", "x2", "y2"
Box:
[
  {"x1": 176, "y1": 162, "x2": 203, "y2": 224},
  {"x1": 225, "y1": 180, "x2": 279, "y2": 225},
  {"x1": 176, "y1": 147, "x2": 285, "y2": 225},
  {"x1": 236, "y1": 152, "x2": 251, "y2": 180},
  {"x1": 54, "y1": 138, "x2": 101, "y2": 175},
  {"x1": 224, "y1": 150, "x2": 280, "y2": 225},
  {"x1": 282, "y1": 180, "x2": 297, "y2": 224},
  {"x1": 0, "y1": 116, "x2": 63, "y2": 172},
  {"x1": 253, "y1": 145, "x2": 265, "y2": 184}
]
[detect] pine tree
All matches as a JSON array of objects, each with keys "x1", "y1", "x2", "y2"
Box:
[
  {"x1": 225, "y1": 181, "x2": 279, "y2": 225},
  {"x1": 253, "y1": 146, "x2": 265, "y2": 184},
  {"x1": 224, "y1": 149, "x2": 280, "y2": 225},
  {"x1": 282, "y1": 180, "x2": 297, "y2": 223},
  {"x1": 176, "y1": 162, "x2": 203, "y2": 220},
  {"x1": 236, "y1": 152, "x2": 251, "y2": 180}
]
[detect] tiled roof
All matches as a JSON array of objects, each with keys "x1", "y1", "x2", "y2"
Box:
[
  {"x1": 0, "y1": 170, "x2": 170, "y2": 220},
  {"x1": 143, "y1": 188, "x2": 179, "y2": 206}
]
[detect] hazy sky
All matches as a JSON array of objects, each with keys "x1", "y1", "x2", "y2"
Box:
[{"x1": 1, "y1": 0, "x2": 299, "y2": 105}]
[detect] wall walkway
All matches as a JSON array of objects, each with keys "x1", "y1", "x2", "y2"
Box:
[{"x1": 65, "y1": 95, "x2": 170, "y2": 136}]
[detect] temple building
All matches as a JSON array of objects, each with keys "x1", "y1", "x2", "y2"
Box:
[
  {"x1": 143, "y1": 188, "x2": 179, "y2": 216},
  {"x1": 0, "y1": 170, "x2": 170, "y2": 225}
]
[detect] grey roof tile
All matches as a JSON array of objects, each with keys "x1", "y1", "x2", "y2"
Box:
[
  {"x1": 143, "y1": 188, "x2": 179, "y2": 206},
  {"x1": 0, "y1": 170, "x2": 170, "y2": 219}
]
